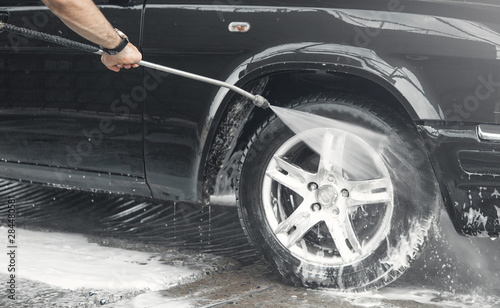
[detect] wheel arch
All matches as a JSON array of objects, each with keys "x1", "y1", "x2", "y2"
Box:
[{"x1": 200, "y1": 46, "x2": 439, "y2": 205}]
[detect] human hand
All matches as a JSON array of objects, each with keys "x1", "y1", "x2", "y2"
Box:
[{"x1": 101, "y1": 43, "x2": 142, "y2": 72}]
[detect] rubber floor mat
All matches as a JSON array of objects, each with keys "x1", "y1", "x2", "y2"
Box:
[{"x1": 0, "y1": 180, "x2": 258, "y2": 263}]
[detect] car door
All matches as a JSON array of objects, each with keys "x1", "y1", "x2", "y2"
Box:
[
  {"x1": 141, "y1": 1, "x2": 274, "y2": 201},
  {"x1": 0, "y1": 0, "x2": 149, "y2": 195},
  {"x1": 140, "y1": 0, "x2": 349, "y2": 202}
]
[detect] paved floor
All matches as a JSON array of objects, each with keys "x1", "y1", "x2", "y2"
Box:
[{"x1": 0, "y1": 180, "x2": 499, "y2": 307}]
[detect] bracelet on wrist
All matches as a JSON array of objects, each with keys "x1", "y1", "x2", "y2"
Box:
[{"x1": 101, "y1": 28, "x2": 129, "y2": 56}]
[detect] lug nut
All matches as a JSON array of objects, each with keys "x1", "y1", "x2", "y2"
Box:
[
  {"x1": 311, "y1": 203, "x2": 321, "y2": 212},
  {"x1": 308, "y1": 182, "x2": 318, "y2": 191},
  {"x1": 341, "y1": 189, "x2": 349, "y2": 197}
]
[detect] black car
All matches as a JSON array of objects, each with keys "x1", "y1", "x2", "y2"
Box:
[{"x1": 1, "y1": 0, "x2": 499, "y2": 291}]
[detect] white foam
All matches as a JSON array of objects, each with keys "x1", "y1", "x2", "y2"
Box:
[
  {"x1": 0, "y1": 227, "x2": 199, "y2": 291},
  {"x1": 321, "y1": 285, "x2": 498, "y2": 308},
  {"x1": 112, "y1": 292, "x2": 195, "y2": 308}
]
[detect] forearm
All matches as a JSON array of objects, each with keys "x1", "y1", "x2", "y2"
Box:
[
  {"x1": 42, "y1": 0, "x2": 121, "y2": 49},
  {"x1": 43, "y1": 0, "x2": 142, "y2": 72}
]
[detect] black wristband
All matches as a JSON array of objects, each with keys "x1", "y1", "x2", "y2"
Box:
[{"x1": 101, "y1": 28, "x2": 129, "y2": 55}]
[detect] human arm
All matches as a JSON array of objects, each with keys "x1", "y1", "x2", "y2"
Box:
[{"x1": 42, "y1": 0, "x2": 142, "y2": 72}]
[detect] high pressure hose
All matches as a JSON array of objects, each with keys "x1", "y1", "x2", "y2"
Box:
[
  {"x1": 0, "y1": 21, "x2": 270, "y2": 109},
  {"x1": 0, "y1": 21, "x2": 102, "y2": 54}
]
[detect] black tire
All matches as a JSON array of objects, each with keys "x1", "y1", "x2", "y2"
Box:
[{"x1": 236, "y1": 92, "x2": 440, "y2": 291}]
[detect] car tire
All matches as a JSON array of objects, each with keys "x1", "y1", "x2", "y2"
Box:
[{"x1": 236, "y1": 92, "x2": 440, "y2": 291}]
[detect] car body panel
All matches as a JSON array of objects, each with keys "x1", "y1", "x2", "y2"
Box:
[
  {"x1": 0, "y1": 1, "x2": 147, "y2": 195},
  {"x1": 0, "y1": 0, "x2": 499, "y2": 235},
  {"x1": 419, "y1": 123, "x2": 500, "y2": 236}
]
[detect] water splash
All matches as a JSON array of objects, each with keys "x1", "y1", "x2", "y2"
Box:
[
  {"x1": 402, "y1": 209, "x2": 500, "y2": 295},
  {"x1": 270, "y1": 106, "x2": 388, "y2": 148},
  {"x1": 269, "y1": 105, "x2": 389, "y2": 179}
]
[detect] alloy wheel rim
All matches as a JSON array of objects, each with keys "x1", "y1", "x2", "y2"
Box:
[{"x1": 262, "y1": 128, "x2": 394, "y2": 266}]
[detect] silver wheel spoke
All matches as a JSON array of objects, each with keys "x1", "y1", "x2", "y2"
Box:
[
  {"x1": 331, "y1": 132, "x2": 347, "y2": 176},
  {"x1": 318, "y1": 130, "x2": 335, "y2": 171},
  {"x1": 348, "y1": 178, "x2": 393, "y2": 207},
  {"x1": 324, "y1": 205, "x2": 362, "y2": 262},
  {"x1": 275, "y1": 204, "x2": 320, "y2": 248},
  {"x1": 266, "y1": 156, "x2": 314, "y2": 196},
  {"x1": 276, "y1": 189, "x2": 288, "y2": 223},
  {"x1": 318, "y1": 130, "x2": 346, "y2": 176}
]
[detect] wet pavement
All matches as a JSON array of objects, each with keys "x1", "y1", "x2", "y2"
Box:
[{"x1": 0, "y1": 180, "x2": 499, "y2": 307}]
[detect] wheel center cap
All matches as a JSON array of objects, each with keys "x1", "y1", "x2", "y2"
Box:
[{"x1": 317, "y1": 185, "x2": 338, "y2": 207}]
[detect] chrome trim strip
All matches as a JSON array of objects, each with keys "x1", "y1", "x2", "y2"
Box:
[{"x1": 477, "y1": 124, "x2": 500, "y2": 141}]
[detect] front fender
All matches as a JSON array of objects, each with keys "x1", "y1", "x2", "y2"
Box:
[
  {"x1": 203, "y1": 42, "x2": 437, "y2": 205},
  {"x1": 245, "y1": 42, "x2": 439, "y2": 120}
]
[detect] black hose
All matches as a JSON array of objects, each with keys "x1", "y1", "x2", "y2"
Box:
[{"x1": 0, "y1": 21, "x2": 101, "y2": 54}]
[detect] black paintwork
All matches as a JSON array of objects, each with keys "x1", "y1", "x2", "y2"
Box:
[
  {"x1": 419, "y1": 124, "x2": 500, "y2": 236},
  {"x1": 0, "y1": 0, "x2": 499, "y2": 236},
  {"x1": 0, "y1": 1, "x2": 146, "y2": 195}
]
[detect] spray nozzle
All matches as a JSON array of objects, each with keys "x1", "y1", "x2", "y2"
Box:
[{"x1": 252, "y1": 95, "x2": 270, "y2": 109}]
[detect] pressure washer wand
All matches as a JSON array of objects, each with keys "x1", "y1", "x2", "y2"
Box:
[
  {"x1": 136, "y1": 60, "x2": 270, "y2": 108},
  {"x1": 0, "y1": 21, "x2": 270, "y2": 109}
]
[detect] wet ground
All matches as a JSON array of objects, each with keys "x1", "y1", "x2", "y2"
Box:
[{"x1": 0, "y1": 180, "x2": 499, "y2": 307}]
